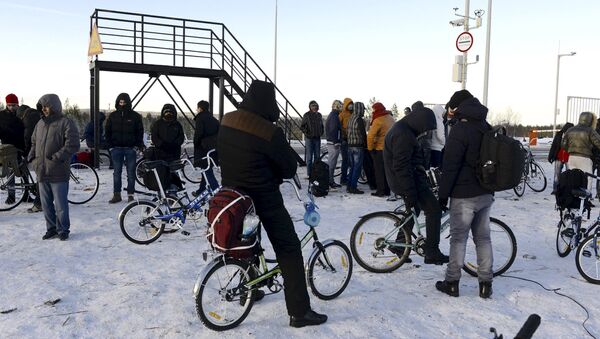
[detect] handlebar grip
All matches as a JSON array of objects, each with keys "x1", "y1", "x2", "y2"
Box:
[{"x1": 514, "y1": 314, "x2": 541, "y2": 339}]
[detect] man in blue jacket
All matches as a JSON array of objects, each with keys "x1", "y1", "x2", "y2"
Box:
[{"x1": 325, "y1": 100, "x2": 343, "y2": 188}]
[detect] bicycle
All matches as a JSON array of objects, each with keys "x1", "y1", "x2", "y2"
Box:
[
  {"x1": 350, "y1": 203, "x2": 517, "y2": 276},
  {"x1": 0, "y1": 157, "x2": 99, "y2": 210},
  {"x1": 118, "y1": 151, "x2": 220, "y2": 244},
  {"x1": 513, "y1": 145, "x2": 547, "y2": 197},
  {"x1": 193, "y1": 176, "x2": 353, "y2": 331}
]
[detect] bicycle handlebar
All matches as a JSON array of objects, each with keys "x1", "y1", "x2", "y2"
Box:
[{"x1": 514, "y1": 314, "x2": 541, "y2": 339}]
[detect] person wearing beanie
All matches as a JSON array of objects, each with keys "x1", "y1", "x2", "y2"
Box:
[
  {"x1": 151, "y1": 103, "x2": 185, "y2": 163},
  {"x1": 29, "y1": 94, "x2": 80, "y2": 241},
  {"x1": 300, "y1": 100, "x2": 324, "y2": 178},
  {"x1": 346, "y1": 101, "x2": 367, "y2": 194},
  {"x1": 338, "y1": 98, "x2": 354, "y2": 185},
  {"x1": 218, "y1": 80, "x2": 328, "y2": 327},
  {"x1": 325, "y1": 100, "x2": 343, "y2": 188},
  {"x1": 105, "y1": 93, "x2": 144, "y2": 203},
  {"x1": 367, "y1": 102, "x2": 394, "y2": 197},
  {"x1": 436, "y1": 90, "x2": 494, "y2": 299},
  {"x1": 192, "y1": 100, "x2": 220, "y2": 196},
  {"x1": 0, "y1": 93, "x2": 26, "y2": 207}
]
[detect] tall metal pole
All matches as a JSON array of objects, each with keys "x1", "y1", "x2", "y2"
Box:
[
  {"x1": 482, "y1": 0, "x2": 492, "y2": 105},
  {"x1": 274, "y1": 0, "x2": 278, "y2": 85},
  {"x1": 462, "y1": 0, "x2": 470, "y2": 89},
  {"x1": 552, "y1": 54, "x2": 561, "y2": 137}
]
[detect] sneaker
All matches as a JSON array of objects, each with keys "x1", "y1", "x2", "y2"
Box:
[
  {"x1": 289, "y1": 309, "x2": 328, "y2": 328},
  {"x1": 424, "y1": 249, "x2": 450, "y2": 265},
  {"x1": 59, "y1": 233, "x2": 69, "y2": 241},
  {"x1": 128, "y1": 194, "x2": 134, "y2": 202},
  {"x1": 479, "y1": 281, "x2": 493, "y2": 299},
  {"x1": 108, "y1": 193, "x2": 122, "y2": 204},
  {"x1": 42, "y1": 230, "x2": 58, "y2": 240},
  {"x1": 28, "y1": 204, "x2": 43, "y2": 213},
  {"x1": 435, "y1": 280, "x2": 459, "y2": 297}
]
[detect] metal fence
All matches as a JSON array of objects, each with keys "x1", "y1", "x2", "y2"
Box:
[{"x1": 566, "y1": 96, "x2": 600, "y2": 124}]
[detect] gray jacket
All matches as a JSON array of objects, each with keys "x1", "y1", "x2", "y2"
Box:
[
  {"x1": 562, "y1": 112, "x2": 600, "y2": 159},
  {"x1": 28, "y1": 94, "x2": 80, "y2": 182}
]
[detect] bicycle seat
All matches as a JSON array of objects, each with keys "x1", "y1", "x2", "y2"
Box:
[
  {"x1": 143, "y1": 160, "x2": 169, "y2": 171},
  {"x1": 571, "y1": 188, "x2": 592, "y2": 199}
]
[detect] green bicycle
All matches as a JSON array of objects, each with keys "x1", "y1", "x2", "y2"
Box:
[
  {"x1": 193, "y1": 177, "x2": 353, "y2": 331},
  {"x1": 350, "y1": 205, "x2": 517, "y2": 275}
]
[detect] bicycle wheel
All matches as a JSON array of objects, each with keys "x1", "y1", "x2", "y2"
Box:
[
  {"x1": 350, "y1": 212, "x2": 411, "y2": 273},
  {"x1": 463, "y1": 217, "x2": 517, "y2": 277},
  {"x1": 556, "y1": 216, "x2": 573, "y2": 257},
  {"x1": 0, "y1": 169, "x2": 28, "y2": 211},
  {"x1": 119, "y1": 200, "x2": 166, "y2": 244},
  {"x1": 135, "y1": 158, "x2": 147, "y2": 188},
  {"x1": 526, "y1": 162, "x2": 547, "y2": 192},
  {"x1": 513, "y1": 172, "x2": 526, "y2": 197},
  {"x1": 68, "y1": 163, "x2": 99, "y2": 204},
  {"x1": 307, "y1": 240, "x2": 353, "y2": 300},
  {"x1": 182, "y1": 157, "x2": 203, "y2": 184},
  {"x1": 196, "y1": 257, "x2": 255, "y2": 331},
  {"x1": 575, "y1": 233, "x2": 600, "y2": 284}
]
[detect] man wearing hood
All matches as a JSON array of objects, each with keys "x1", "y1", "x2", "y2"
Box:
[
  {"x1": 383, "y1": 103, "x2": 448, "y2": 265},
  {"x1": 28, "y1": 94, "x2": 80, "y2": 241},
  {"x1": 218, "y1": 80, "x2": 327, "y2": 328},
  {"x1": 368, "y1": 102, "x2": 394, "y2": 197},
  {"x1": 300, "y1": 100, "x2": 323, "y2": 177},
  {"x1": 412, "y1": 101, "x2": 433, "y2": 169},
  {"x1": 151, "y1": 104, "x2": 185, "y2": 162},
  {"x1": 192, "y1": 100, "x2": 219, "y2": 195},
  {"x1": 549, "y1": 122, "x2": 574, "y2": 193},
  {"x1": 436, "y1": 90, "x2": 494, "y2": 298},
  {"x1": 105, "y1": 93, "x2": 144, "y2": 203},
  {"x1": 562, "y1": 112, "x2": 600, "y2": 191},
  {"x1": 338, "y1": 98, "x2": 354, "y2": 185},
  {"x1": 325, "y1": 100, "x2": 343, "y2": 188},
  {"x1": 347, "y1": 101, "x2": 367, "y2": 194}
]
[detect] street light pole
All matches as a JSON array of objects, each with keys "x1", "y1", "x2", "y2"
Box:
[
  {"x1": 482, "y1": 0, "x2": 492, "y2": 106},
  {"x1": 552, "y1": 51, "x2": 576, "y2": 136},
  {"x1": 274, "y1": 0, "x2": 278, "y2": 85},
  {"x1": 462, "y1": 0, "x2": 470, "y2": 89}
]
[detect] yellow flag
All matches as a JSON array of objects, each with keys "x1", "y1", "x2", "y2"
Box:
[{"x1": 88, "y1": 23, "x2": 104, "y2": 56}]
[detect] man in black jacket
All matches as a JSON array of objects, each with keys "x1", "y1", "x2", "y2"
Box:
[
  {"x1": 218, "y1": 80, "x2": 327, "y2": 328},
  {"x1": 435, "y1": 90, "x2": 494, "y2": 298},
  {"x1": 151, "y1": 104, "x2": 184, "y2": 162},
  {"x1": 383, "y1": 104, "x2": 449, "y2": 264},
  {"x1": 105, "y1": 93, "x2": 144, "y2": 203},
  {"x1": 17, "y1": 104, "x2": 43, "y2": 212},
  {"x1": 549, "y1": 122, "x2": 574, "y2": 193},
  {"x1": 300, "y1": 100, "x2": 323, "y2": 177},
  {"x1": 193, "y1": 100, "x2": 219, "y2": 195},
  {"x1": 0, "y1": 93, "x2": 25, "y2": 205}
]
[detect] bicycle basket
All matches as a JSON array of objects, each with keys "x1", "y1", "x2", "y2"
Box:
[{"x1": 0, "y1": 144, "x2": 20, "y2": 177}]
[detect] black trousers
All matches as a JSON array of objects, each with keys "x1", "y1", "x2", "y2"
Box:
[
  {"x1": 403, "y1": 187, "x2": 442, "y2": 252},
  {"x1": 371, "y1": 150, "x2": 390, "y2": 195},
  {"x1": 250, "y1": 190, "x2": 311, "y2": 317},
  {"x1": 362, "y1": 150, "x2": 377, "y2": 189}
]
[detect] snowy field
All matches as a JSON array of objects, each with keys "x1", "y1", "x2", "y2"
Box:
[{"x1": 1, "y1": 156, "x2": 599, "y2": 338}]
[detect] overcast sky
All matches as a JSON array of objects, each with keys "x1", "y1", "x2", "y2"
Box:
[{"x1": 1, "y1": 0, "x2": 599, "y2": 125}]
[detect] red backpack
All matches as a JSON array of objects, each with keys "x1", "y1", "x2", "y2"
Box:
[{"x1": 207, "y1": 188, "x2": 259, "y2": 259}]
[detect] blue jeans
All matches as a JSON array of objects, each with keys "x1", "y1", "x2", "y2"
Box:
[
  {"x1": 340, "y1": 140, "x2": 349, "y2": 183},
  {"x1": 111, "y1": 147, "x2": 137, "y2": 194},
  {"x1": 305, "y1": 138, "x2": 321, "y2": 177},
  {"x1": 348, "y1": 147, "x2": 364, "y2": 189},
  {"x1": 39, "y1": 181, "x2": 70, "y2": 235},
  {"x1": 446, "y1": 194, "x2": 494, "y2": 282}
]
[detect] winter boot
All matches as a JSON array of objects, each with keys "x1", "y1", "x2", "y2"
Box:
[
  {"x1": 435, "y1": 280, "x2": 459, "y2": 297},
  {"x1": 479, "y1": 281, "x2": 493, "y2": 299},
  {"x1": 42, "y1": 230, "x2": 58, "y2": 240},
  {"x1": 289, "y1": 309, "x2": 328, "y2": 328},
  {"x1": 108, "y1": 193, "x2": 122, "y2": 204},
  {"x1": 424, "y1": 248, "x2": 450, "y2": 265}
]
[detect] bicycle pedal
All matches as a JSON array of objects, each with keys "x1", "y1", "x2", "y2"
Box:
[
  {"x1": 181, "y1": 231, "x2": 190, "y2": 236},
  {"x1": 562, "y1": 229, "x2": 575, "y2": 237},
  {"x1": 582, "y1": 250, "x2": 591, "y2": 258}
]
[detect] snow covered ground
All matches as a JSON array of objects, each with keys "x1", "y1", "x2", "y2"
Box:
[{"x1": 1, "y1": 158, "x2": 599, "y2": 338}]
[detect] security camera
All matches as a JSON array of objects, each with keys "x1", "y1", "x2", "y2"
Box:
[{"x1": 449, "y1": 18, "x2": 465, "y2": 27}]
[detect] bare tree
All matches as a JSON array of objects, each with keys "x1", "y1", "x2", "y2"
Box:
[
  {"x1": 488, "y1": 107, "x2": 522, "y2": 137},
  {"x1": 390, "y1": 103, "x2": 400, "y2": 120}
]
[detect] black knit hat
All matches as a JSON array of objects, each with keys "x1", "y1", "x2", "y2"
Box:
[
  {"x1": 197, "y1": 100, "x2": 210, "y2": 111},
  {"x1": 446, "y1": 90, "x2": 474, "y2": 110}
]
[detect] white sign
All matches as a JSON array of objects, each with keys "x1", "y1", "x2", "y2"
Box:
[{"x1": 456, "y1": 31, "x2": 473, "y2": 53}]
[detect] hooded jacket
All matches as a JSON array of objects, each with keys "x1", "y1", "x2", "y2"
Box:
[
  {"x1": 367, "y1": 103, "x2": 394, "y2": 151},
  {"x1": 0, "y1": 105, "x2": 25, "y2": 151},
  {"x1": 150, "y1": 104, "x2": 185, "y2": 161},
  {"x1": 339, "y1": 98, "x2": 353, "y2": 141},
  {"x1": 325, "y1": 108, "x2": 342, "y2": 144},
  {"x1": 430, "y1": 105, "x2": 446, "y2": 152},
  {"x1": 28, "y1": 94, "x2": 80, "y2": 182},
  {"x1": 193, "y1": 108, "x2": 220, "y2": 168},
  {"x1": 438, "y1": 97, "x2": 492, "y2": 200},
  {"x1": 383, "y1": 105, "x2": 436, "y2": 204},
  {"x1": 561, "y1": 112, "x2": 600, "y2": 159},
  {"x1": 218, "y1": 80, "x2": 297, "y2": 196},
  {"x1": 347, "y1": 102, "x2": 367, "y2": 147},
  {"x1": 105, "y1": 93, "x2": 144, "y2": 148},
  {"x1": 300, "y1": 101, "x2": 323, "y2": 139},
  {"x1": 549, "y1": 123, "x2": 574, "y2": 163}
]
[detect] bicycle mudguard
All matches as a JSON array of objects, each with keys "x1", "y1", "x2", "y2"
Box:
[{"x1": 193, "y1": 254, "x2": 227, "y2": 297}]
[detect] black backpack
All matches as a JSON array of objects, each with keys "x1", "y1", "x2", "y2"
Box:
[
  {"x1": 477, "y1": 127, "x2": 526, "y2": 192},
  {"x1": 309, "y1": 160, "x2": 329, "y2": 197},
  {"x1": 556, "y1": 169, "x2": 588, "y2": 210}
]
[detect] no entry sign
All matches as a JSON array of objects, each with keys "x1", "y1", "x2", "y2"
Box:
[{"x1": 456, "y1": 31, "x2": 474, "y2": 52}]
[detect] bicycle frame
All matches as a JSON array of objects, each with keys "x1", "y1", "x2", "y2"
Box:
[{"x1": 383, "y1": 208, "x2": 451, "y2": 249}]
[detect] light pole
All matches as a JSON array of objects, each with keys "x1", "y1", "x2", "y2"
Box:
[
  {"x1": 273, "y1": 0, "x2": 278, "y2": 85},
  {"x1": 552, "y1": 51, "x2": 576, "y2": 136},
  {"x1": 482, "y1": 0, "x2": 492, "y2": 106}
]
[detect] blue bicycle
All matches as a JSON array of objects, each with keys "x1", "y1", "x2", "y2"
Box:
[{"x1": 118, "y1": 151, "x2": 219, "y2": 245}]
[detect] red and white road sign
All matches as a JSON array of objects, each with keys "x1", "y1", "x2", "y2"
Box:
[{"x1": 456, "y1": 31, "x2": 474, "y2": 53}]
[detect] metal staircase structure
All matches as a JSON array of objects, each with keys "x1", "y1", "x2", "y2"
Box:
[{"x1": 89, "y1": 9, "x2": 306, "y2": 164}]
